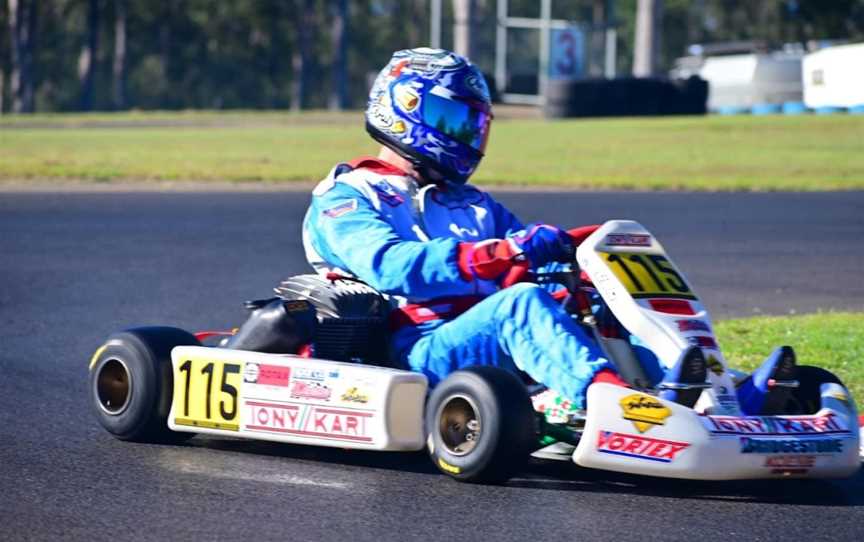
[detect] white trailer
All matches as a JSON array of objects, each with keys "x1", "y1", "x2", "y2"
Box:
[{"x1": 803, "y1": 43, "x2": 864, "y2": 109}]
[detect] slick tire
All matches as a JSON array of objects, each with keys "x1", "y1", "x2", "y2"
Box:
[
  {"x1": 426, "y1": 366, "x2": 538, "y2": 484},
  {"x1": 89, "y1": 327, "x2": 200, "y2": 442},
  {"x1": 789, "y1": 365, "x2": 843, "y2": 414}
]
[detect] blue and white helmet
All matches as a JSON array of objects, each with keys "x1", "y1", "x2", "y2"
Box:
[{"x1": 366, "y1": 48, "x2": 493, "y2": 185}]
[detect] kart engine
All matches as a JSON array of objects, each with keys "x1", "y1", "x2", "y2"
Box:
[{"x1": 226, "y1": 274, "x2": 389, "y2": 365}]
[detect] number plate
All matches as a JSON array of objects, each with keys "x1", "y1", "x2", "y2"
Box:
[
  {"x1": 173, "y1": 357, "x2": 242, "y2": 431},
  {"x1": 600, "y1": 252, "x2": 696, "y2": 300}
]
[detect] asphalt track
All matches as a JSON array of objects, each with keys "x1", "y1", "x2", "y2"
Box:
[{"x1": 1, "y1": 191, "x2": 863, "y2": 541}]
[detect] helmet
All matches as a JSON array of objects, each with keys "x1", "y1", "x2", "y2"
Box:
[{"x1": 365, "y1": 48, "x2": 492, "y2": 185}]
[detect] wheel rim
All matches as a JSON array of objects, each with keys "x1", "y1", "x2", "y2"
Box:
[
  {"x1": 95, "y1": 358, "x2": 132, "y2": 415},
  {"x1": 437, "y1": 394, "x2": 481, "y2": 456}
]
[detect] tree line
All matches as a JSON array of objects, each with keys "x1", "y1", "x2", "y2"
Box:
[{"x1": 2, "y1": 0, "x2": 863, "y2": 114}]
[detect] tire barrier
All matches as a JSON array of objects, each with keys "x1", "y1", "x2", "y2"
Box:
[
  {"x1": 543, "y1": 76, "x2": 708, "y2": 118},
  {"x1": 711, "y1": 101, "x2": 864, "y2": 115}
]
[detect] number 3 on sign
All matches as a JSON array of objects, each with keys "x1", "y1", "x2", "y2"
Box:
[{"x1": 173, "y1": 359, "x2": 242, "y2": 431}]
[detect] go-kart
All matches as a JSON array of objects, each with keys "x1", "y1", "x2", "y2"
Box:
[{"x1": 88, "y1": 220, "x2": 862, "y2": 483}]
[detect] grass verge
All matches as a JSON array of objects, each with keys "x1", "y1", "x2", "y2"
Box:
[
  {"x1": 716, "y1": 312, "x2": 864, "y2": 406},
  {"x1": 1, "y1": 112, "x2": 863, "y2": 189}
]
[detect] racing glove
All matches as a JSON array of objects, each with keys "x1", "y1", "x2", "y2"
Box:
[
  {"x1": 456, "y1": 224, "x2": 574, "y2": 282},
  {"x1": 510, "y1": 223, "x2": 574, "y2": 267}
]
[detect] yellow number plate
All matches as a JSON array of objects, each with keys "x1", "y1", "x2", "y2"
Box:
[
  {"x1": 600, "y1": 252, "x2": 696, "y2": 300},
  {"x1": 173, "y1": 357, "x2": 243, "y2": 431}
]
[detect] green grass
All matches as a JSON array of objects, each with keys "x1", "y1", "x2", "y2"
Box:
[
  {"x1": 716, "y1": 312, "x2": 864, "y2": 406},
  {"x1": 1, "y1": 111, "x2": 863, "y2": 189}
]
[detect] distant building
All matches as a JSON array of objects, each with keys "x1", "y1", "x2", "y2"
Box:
[
  {"x1": 671, "y1": 42, "x2": 804, "y2": 113},
  {"x1": 802, "y1": 43, "x2": 864, "y2": 110}
]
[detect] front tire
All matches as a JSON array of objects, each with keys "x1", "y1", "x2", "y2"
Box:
[
  {"x1": 89, "y1": 327, "x2": 199, "y2": 442},
  {"x1": 426, "y1": 366, "x2": 538, "y2": 484}
]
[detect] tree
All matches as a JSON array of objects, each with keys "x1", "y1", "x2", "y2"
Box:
[
  {"x1": 112, "y1": 0, "x2": 126, "y2": 110},
  {"x1": 329, "y1": 0, "x2": 348, "y2": 110},
  {"x1": 291, "y1": 0, "x2": 316, "y2": 111},
  {"x1": 79, "y1": 0, "x2": 99, "y2": 111},
  {"x1": 7, "y1": 0, "x2": 37, "y2": 113}
]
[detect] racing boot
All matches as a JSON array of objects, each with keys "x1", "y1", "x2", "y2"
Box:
[
  {"x1": 658, "y1": 346, "x2": 710, "y2": 408},
  {"x1": 736, "y1": 345, "x2": 798, "y2": 415}
]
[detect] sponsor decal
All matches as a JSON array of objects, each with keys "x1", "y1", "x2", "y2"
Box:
[
  {"x1": 341, "y1": 386, "x2": 369, "y2": 404},
  {"x1": 245, "y1": 401, "x2": 372, "y2": 442},
  {"x1": 764, "y1": 455, "x2": 815, "y2": 468},
  {"x1": 284, "y1": 300, "x2": 311, "y2": 313},
  {"x1": 605, "y1": 233, "x2": 651, "y2": 247},
  {"x1": 702, "y1": 412, "x2": 851, "y2": 436},
  {"x1": 371, "y1": 181, "x2": 405, "y2": 206},
  {"x1": 826, "y1": 390, "x2": 851, "y2": 407},
  {"x1": 290, "y1": 381, "x2": 332, "y2": 401},
  {"x1": 368, "y1": 103, "x2": 394, "y2": 129},
  {"x1": 648, "y1": 299, "x2": 695, "y2": 315},
  {"x1": 243, "y1": 363, "x2": 290, "y2": 387},
  {"x1": 293, "y1": 367, "x2": 340, "y2": 382},
  {"x1": 706, "y1": 354, "x2": 725, "y2": 376},
  {"x1": 619, "y1": 393, "x2": 671, "y2": 433},
  {"x1": 322, "y1": 199, "x2": 358, "y2": 219},
  {"x1": 437, "y1": 458, "x2": 461, "y2": 474},
  {"x1": 688, "y1": 336, "x2": 718, "y2": 349},
  {"x1": 740, "y1": 437, "x2": 843, "y2": 454},
  {"x1": 394, "y1": 85, "x2": 420, "y2": 112},
  {"x1": 676, "y1": 319, "x2": 711, "y2": 333},
  {"x1": 596, "y1": 431, "x2": 690, "y2": 463},
  {"x1": 463, "y1": 73, "x2": 490, "y2": 100}
]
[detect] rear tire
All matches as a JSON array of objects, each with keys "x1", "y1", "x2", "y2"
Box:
[
  {"x1": 426, "y1": 366, "x2": 537, "y2": 484},
  {"x1": 89, "y1": 327, "x2": 200, "y2": 442}
]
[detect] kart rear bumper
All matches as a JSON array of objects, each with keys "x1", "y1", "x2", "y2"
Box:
[{"x1": 573, "y1": 383, "x2": 861, "y2": 480}]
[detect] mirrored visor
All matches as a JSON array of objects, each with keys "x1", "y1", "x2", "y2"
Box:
[{"x1": 421, "y1": 91, "x2": 491, "y2": 152}]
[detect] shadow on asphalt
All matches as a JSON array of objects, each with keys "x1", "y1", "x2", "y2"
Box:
[
  {"x1": 514, "y1": 460, "x2": 864, "y2": 506},
  {"x1": 184, "y1": 435, "x2": 863, "y2": 506}
]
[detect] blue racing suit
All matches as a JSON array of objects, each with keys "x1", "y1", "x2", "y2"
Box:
[{"x1": 302, "y1": 157, "x2": 615, "y2": 407}]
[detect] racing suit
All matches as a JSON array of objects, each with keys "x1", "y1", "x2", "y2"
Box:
[{"x1": 303, "y1": 157, "x2": 627, "y2": 407}]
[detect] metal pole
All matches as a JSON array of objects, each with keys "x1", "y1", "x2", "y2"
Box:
[
  {"x1": 539, "y1": 0, "x2": 551, "y2": 103},
  {"x1": 494, "y1": 0, "x2": 507, "y2": 96},
  {"x1": 430, "y1": 0, "x2": 442, "y2": 48},
  {"x1": 633, "y1": 0, "x2": 663, "y2": 77},
  {"x1": 604, "y1": 0, "x2": 617, "y2": 78}
]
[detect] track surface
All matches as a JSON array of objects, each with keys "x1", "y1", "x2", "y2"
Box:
[{"x1": 1, "y1": 191, "x2": 863, "y2": 541}]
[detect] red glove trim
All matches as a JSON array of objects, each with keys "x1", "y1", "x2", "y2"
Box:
[{"x1": 457, "y1": 239, "x2": 519, "y2": 281}]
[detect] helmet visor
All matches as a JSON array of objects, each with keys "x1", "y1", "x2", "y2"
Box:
[{"x1": 422, "y1": 88, "x2": 491, "y2": 152}]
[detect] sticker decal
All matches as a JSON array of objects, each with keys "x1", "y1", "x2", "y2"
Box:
[
  {"x1": 604, "y1": 233, "x2": 652, "y2": 247},
  {"x1": 245, "y1": 401, "x2": 373, "y2": 443},
  {"x1": 601, "y1": 252, "x2": 696, "y2": 300},
  {"x1": 322, "y1": 199, "x2": 358, "y2": 218},
  {"x1": 676, "y1": 319, "x2": 711, "y2": 333},
  {"x1": 173, "y1": 358, "x2": 243, "y2": 431},
  {"x1": 596, "y1": 431, "x2": 690, "y2": 463},
  {"x1": 290, "y1": 381, "x2": 332, "y2": 401},
  {"x1": 341, "y1": 386, "x2": 369, "y2": 404},
  {"x1": 702, "y1": 413, "x2": 851, "y2": 436},
  {"x1": 619, "y1": 393, "x2": 671, "y2": 433},
  {"x1": 740, "y1": 437, "x2": 843, "y2": 454}
]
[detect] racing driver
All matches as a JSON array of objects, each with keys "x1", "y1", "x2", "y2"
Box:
[{"x1": 302, "y1": 48, "x2": 704, "y2": 421}]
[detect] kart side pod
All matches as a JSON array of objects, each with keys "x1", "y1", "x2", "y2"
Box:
[
  {"x1": 573, "y1": 383, "x2": 860, "y2": 480},
  {"x1": 167, "y1": 346, "x2": 428, "y2": 451}
]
